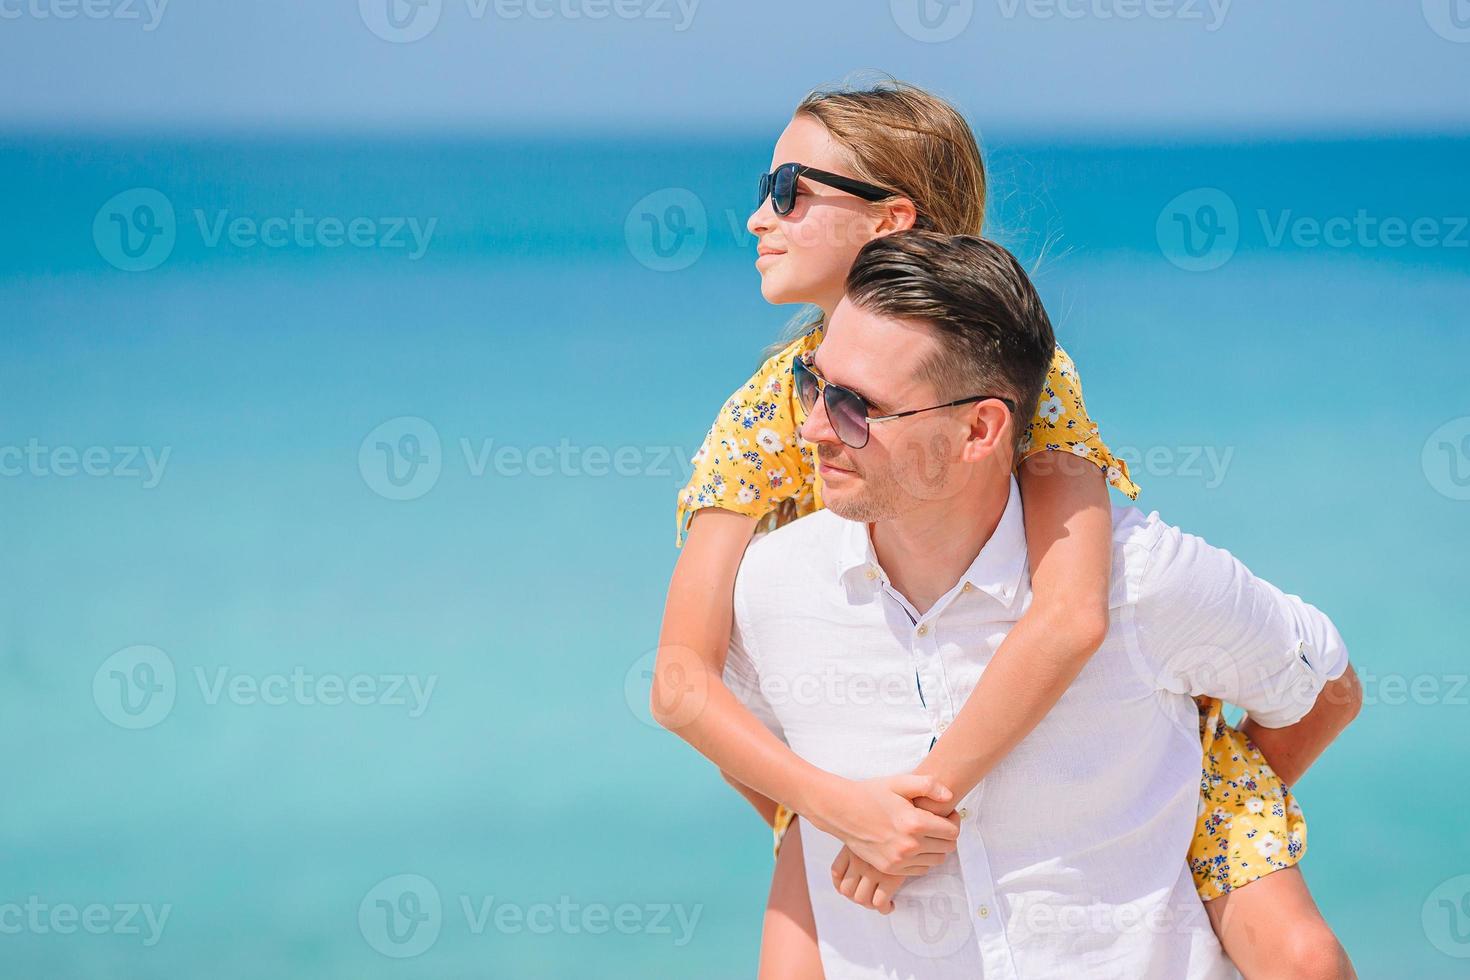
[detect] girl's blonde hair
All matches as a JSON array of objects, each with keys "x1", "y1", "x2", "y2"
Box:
[{"x1": 756, "y1": 74, "x2": 989, "y2": 533}]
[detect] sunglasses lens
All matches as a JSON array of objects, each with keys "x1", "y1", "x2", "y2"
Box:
[
  {"x1": 793, "y1": 357, "x2": 818, "y2": 413},
  {"x1": 757, "y1": 172, "x2": 771, "y2": 209},
  {"x1": 772, "y1": 164, "x2": 798, "y2": 214},
  {"x1": 826, "y1": 388, "x2": 870, "y2": 449}
]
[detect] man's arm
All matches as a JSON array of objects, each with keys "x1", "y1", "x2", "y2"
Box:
[
  {"x1": 1240, "y1": 664, "x2": 1362, "y2": 785},
  {"x1": 1135, "y1": 517, "x2": 1354, "y2": 737}
]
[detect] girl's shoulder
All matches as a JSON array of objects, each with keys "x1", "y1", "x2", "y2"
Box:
[{"x1": 758, "y1": 322, "x2": 824, "y2": 376}]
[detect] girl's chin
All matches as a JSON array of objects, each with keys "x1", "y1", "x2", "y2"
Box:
[{"x1": 758, "y1": 273, "x2": 812, "y2": 307}]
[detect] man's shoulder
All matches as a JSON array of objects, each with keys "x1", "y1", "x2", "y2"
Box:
[
  {"x1": 744, "y1": 506, "x2": 849, "y2": 563},
  {"x1": 1104, "y1": 504, "x2": 1177, "y2": 608},
  {"x1": 737, "y1": 508, "x2": 848, "y2": 594},
  {"x1": 1105, "y1": 503, "x2": 1247, "y2": 614}
]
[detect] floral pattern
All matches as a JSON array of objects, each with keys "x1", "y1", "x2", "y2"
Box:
[{"x1": 1190, "y1": 695, "x2": 1308, "y2": 900}]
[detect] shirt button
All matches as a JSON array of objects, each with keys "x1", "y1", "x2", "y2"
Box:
[
  {"x1": 977, "y1": 904, "x2": 990, "y2": 918},
  {"x1": 916, "y1": 624, "x2": 929, "y2": 636},
  {"x1": 962, "y1": 582, "x2": 974, "y2": 593},
  {"x1": 956, "y1": 806, "x2": 968, "y2": 820},
  {"x1": 936, "y1": 719, "x2": 949, "y2": 733},
  {"x1": 866, "y1": 567, "x2": 878, "y2": 580}
]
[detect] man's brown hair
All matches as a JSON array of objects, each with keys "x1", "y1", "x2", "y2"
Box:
[{"x1": 844, "y1": 232, "x2": 1056, "y2": 453}]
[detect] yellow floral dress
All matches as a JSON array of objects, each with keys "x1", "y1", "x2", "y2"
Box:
[{"x1": 675, "y1": 323, "x2": 1306, "y2": 901}]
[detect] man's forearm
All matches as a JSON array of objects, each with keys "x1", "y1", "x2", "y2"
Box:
[{"x1": 1241, "y1": 664, "x2": 1362, "y2": 786}]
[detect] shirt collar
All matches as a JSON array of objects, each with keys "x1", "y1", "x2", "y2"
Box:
[{"x1": 835, "y1": 476, "x2": 1029, "y2": 608}]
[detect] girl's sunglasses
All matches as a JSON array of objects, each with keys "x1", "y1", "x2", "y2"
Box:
[
  {"x1": 793, "y1": 351, "x2": 1018, "y2": 450},
  {"x1": 757, "y1": 162, "x2": 894, "y2": 216}
]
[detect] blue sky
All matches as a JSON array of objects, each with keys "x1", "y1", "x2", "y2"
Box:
[{"x1": 2, "y1": 0, "x2": 1468, "y2": 136}]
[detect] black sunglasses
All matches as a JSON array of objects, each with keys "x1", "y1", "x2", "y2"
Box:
[
  {"x1": 757, "y1": 162, "x2": 894, "y2": 216},
  {"x1": 793, "y1": 351, "x2": 1018, "y2": 450}
]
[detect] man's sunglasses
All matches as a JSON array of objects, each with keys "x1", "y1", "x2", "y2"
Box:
[
  {"x1": 793, "y1": 351, "x2": 1018, "y2": 450},
  {"x1": 757, "y1": 162, "x2": 894, "y2": 216}
]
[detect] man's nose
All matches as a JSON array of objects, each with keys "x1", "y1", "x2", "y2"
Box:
[{"x1": 798, "y1": 388, "x2": 838, "y2": 446}]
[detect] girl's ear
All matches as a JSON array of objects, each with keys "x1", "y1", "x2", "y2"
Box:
[{"x1": 875, "y1": 197, "x2": 919, "y2": 236}]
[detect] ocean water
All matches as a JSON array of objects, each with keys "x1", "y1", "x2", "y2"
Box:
[{"x1": 0, "y1": 132, "x2": 1467, "y2": 978}]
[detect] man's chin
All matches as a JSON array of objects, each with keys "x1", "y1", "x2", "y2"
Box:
[{"x1": 822, "y1": 488, "x2": 878, "y2": 523}]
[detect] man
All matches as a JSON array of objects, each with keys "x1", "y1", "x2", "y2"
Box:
[{"x1": 720, "y1": 232, "x2": 1357, "y2": 978}]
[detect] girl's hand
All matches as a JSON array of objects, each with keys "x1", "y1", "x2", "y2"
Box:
[
  {"x1": 830, "y1": 845, "x2": 907, "y2": 914},
  {"x1": 806, "y1": 773, "x2": 961, "y2": 876}
]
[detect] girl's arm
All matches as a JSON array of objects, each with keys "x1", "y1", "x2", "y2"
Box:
[
  {"x1": 720, "y1": 769, "x2": 779, "y2": 828},
  {"x1": 912, "y1": 450, "x2": 1113, "y2": 802},
  {"x1": 652, "y1": 506, "x2": 959, "y2": 871}
]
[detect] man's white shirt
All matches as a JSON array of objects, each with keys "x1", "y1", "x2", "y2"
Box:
[{"x1": 724, "y1": 477, "x2": 1348, "y2": 979}]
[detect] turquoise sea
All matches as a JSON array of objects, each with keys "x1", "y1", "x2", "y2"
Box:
[{"x1": 1, "y1": 132, "x2": 1467, "y2": 977}]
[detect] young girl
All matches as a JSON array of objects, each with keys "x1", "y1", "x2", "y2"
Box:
[{"x1": 654, "y1": 78, "x2": 1353, "y2": 979}]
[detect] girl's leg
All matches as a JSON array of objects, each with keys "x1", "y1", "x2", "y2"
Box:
[
  {"x1": 758, "y1": 818, "x2": 825, "y2": 980},
  {"x1": 1205, "y1": 867, "x2": 1356, "y2": 980}
]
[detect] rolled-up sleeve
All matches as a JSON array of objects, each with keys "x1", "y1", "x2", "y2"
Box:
[{"x1": 1132, "y1": 517, "x2": 1350, "y2": 729}]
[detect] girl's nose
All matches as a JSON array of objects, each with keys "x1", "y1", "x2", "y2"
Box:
[{"x1": 747, "y1": 196, "x2": 776, "y2": 237}]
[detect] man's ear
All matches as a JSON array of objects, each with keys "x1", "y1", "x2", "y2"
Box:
[
  {"x1": 959, "y1": 401, "x2": 1014, "y2": 464},
  {"x1": 874, "y1": 197, "x2": 918, "y2": 236}
]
